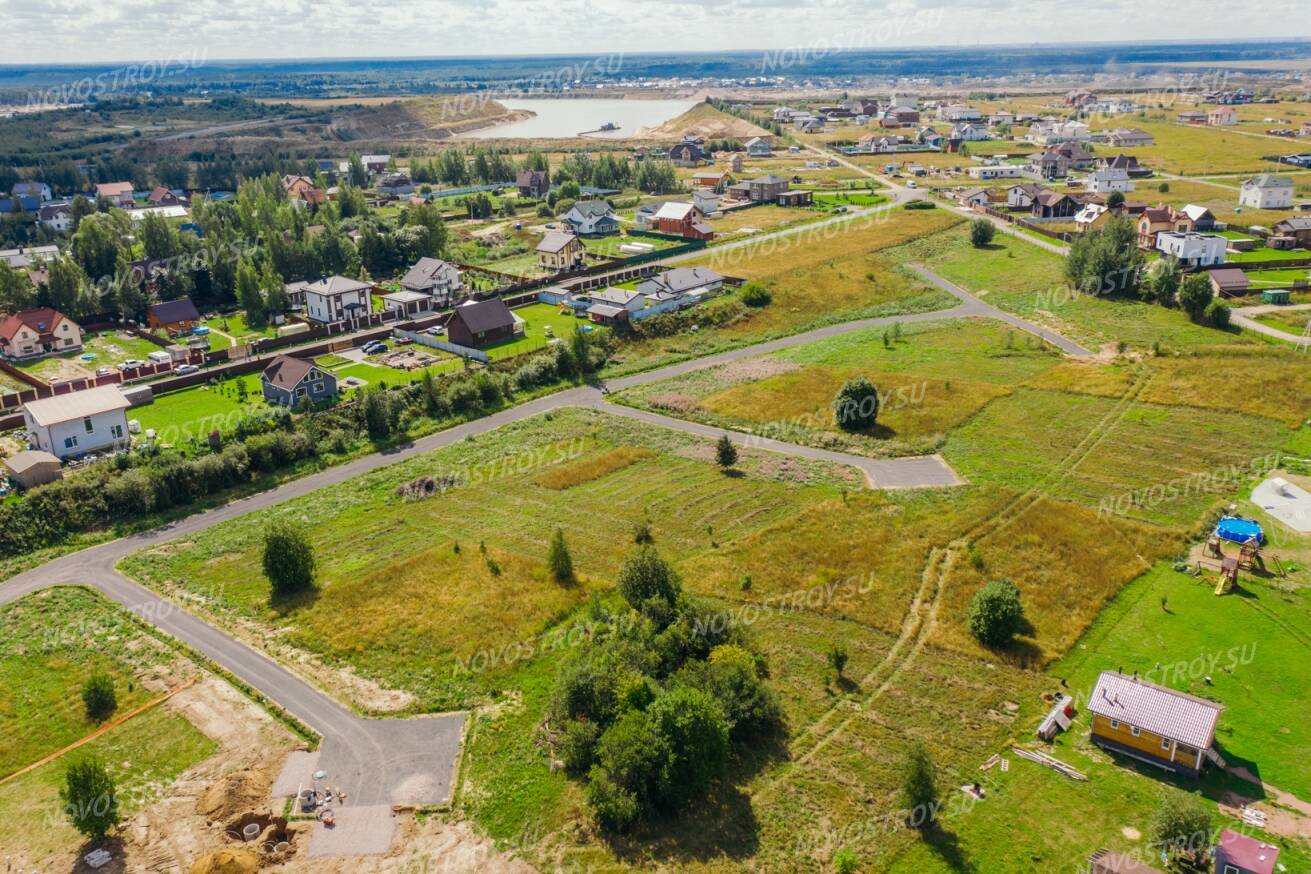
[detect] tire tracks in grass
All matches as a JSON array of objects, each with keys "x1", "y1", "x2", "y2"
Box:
[{"x1": 756, "y1": 369, "x2": 1155, "y2": 803}]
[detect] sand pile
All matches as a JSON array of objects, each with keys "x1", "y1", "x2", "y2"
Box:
[
  {"x1": 197, "y1": 769, "x2": 271, "y2": 822},
  {"x1": 186, "y1": 848, "x2": 260, "y2": 874}
]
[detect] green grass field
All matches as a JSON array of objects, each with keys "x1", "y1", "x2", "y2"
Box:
[
  {"x1": 0, "y1": 588, "x2": 216, "y2": 863},
  {"x1": 129, "y1": 374, "x2": 266, "y2": 444},
  {"x1": 13, "y1": 331, "x2": 163, "y2": 382}
]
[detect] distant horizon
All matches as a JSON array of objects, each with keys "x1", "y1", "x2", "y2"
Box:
[{"x1": 2, "y1": 36, "x2": 1310, "y2": 71}]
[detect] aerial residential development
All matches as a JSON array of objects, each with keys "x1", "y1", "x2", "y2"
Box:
[{"x1": 1, "y1": 17, "x2": 1310, "y2": 874}]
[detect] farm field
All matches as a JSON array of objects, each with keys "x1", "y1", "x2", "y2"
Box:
[{"x1": 712, "y1": 204, "x2": 821, "y2": 235}]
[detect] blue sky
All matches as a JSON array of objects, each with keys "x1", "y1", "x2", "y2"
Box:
[{"x1": 1, "y1": 0, "x2": 1307, "y2": 64}]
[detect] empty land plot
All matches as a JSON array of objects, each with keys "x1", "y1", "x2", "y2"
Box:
[
  {"x1": 1251, "y1": 307, "x2": 1311, "y2": 333},
  {"x1": 1139, "y1": 348, "x2": 1311, "y2": 428},
  {"x1": 1105, "y1": 120, "x2": 1290, "y2": 176},
  {"x1": 122, "y1": 409, "x2": 853, "y2": 712},
  {"x1": 681, "y1": 488, "x2": 1005, "y2": 638},
  {"x1": 0, "y1": 586, "x2": 199, "y2": 776},
  {"x1": 930, "y1": 496, "x2": 1183, "y2": 665},
  {"x1": 943, "y1": 388, "x2": 1290, "y2": 526}
]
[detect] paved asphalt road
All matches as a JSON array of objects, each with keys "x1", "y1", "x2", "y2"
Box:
[
  {"x1": 1231, "y1": 303, "x2": 1311, "y2": 346},
  {"x1": 0, "y1": 259, "x2": 1081, "y2": 808}
]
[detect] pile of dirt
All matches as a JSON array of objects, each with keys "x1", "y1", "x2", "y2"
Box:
[
  {"x1": 187, "y1": 848, "x2": 260, "y2": 874},
  {"x1": 634, "y1": 102, "x2": 772, "y2": 141},
  {"x1": 197, "y1": 769, "x2": 272, "y2": 822}
]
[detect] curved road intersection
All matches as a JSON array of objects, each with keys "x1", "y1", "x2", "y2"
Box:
[{"x1": 1, "y1": 263, "x2": 1088, "y2": 815}]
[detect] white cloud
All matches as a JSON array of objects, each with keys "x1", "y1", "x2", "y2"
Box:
[{"x1": 0, "y1": 0, "x2": 1306, "y2": 64}]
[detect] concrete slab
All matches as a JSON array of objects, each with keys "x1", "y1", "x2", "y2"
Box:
[
  {"x1": 271, "y1": 749, "x2": 320, "y2": 798},
  {"x1": 306, "y1": 804, "x2": 397, "y2": 856},
  {"x1": 316, "y1": 712, "x2": 466, "y2": 806},
  {"x1": 1253, "y1": 477, "x2": 1311, "y2": 534}
]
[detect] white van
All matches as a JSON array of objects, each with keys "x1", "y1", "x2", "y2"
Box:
[{"x1": 147, "y1": 350, "x2": 172, "y2": 365}]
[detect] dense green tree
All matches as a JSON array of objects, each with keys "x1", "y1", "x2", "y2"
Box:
[
  {"x1": 548, "y1": 528, "x2": 574, "y2": 583},
  {"x1": 1148, "y1": 256, "x2": 1182, "y2": 306},
  {"x1": 832, "y1": 376, "x2": 879, "y2": 431},
  {"x1": 647, "y1": 686, "x2": 730, "y2": 808},
  {"x1": 70, "y1": 212, "x2": 123, "y2": 281},
  {"x1": 61, "y1": 757, "x2": 119, "y2": 840},
  {"x1": 969, "y1": 218, "x2": 996, "y2": 247},
  {"x1": 0, "y1": 262, "x2": 36, "y2": 313},
  {"x1": 968, "y1": 579, "x2": 1025, "y2": 647},
  {"x1": 615, "y1": 545, "x2": 681, "y2": 620},
  {"x1": 587, "y1": 709, "x2": 670, "y2": 831},
  {"x1": 1151, "y1": 794, "x2": 1212, "y2": 861},
  {"x1": 81, "y1": 673, "x2": 117, "y2": 721},
  {"x1": 1178, "y1": 273, "x2": 1213, "y2": 322},
  {"x1": 715, "y1": 435, "x2": 738, "y2": 469},
  {"x1": 235, "y1": 259, "x2": 267, "y2": 327},
  {"x1": 1065, "y1": 216, "x2": 1143, "y2": 297},
  {"x1": 262, "y1": 520, "x2": 316, "y2": 596},
  {"x1": 138, "y1": 211, "x2": 180, "y2": 261}
]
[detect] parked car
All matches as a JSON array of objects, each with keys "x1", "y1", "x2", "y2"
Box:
[
  {"x1": 95, "y1": 367, "x2": 112, "y2": 376},
  {"x1": 120, "y1": 359, "x2": 145, "y2": 369},
  {"x1": 362, "y1": 341, "x2": 388, "y2": 354},
  {"x1": 176, "y1": 364, "x2": 200, "y2": 375}
]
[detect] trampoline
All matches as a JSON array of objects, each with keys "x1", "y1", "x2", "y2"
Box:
[{"x1": 1216, "y1": 515, "x2": 1264, "y2": 545}]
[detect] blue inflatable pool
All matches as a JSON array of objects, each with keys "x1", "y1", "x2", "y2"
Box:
[{"x1": 1216, "y1": 516, "x2": 1264, "y2": 545}]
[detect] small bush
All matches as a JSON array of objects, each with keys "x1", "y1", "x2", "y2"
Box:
[
  {"x1": 1205, "y1": 299, "x2": 1231, "y2": 329},
  {"x1": 548, "y1": 527, "x2": 574, "y2": 583},
  {"x1": 968, "y1": 579, "x2": 1024, "y2": 647},
  {"x1": 832, "y1": 376, "x2": 879, "y2": 431},
  {"x1": 715, "y1": 434, "x2": 738, "y2": 468},
  {"x1": 81, "y1": 673, "x2": 116, "y2": 722},
  {"x1": 61, "y1": 757, "x2": 118, "y2": 839},
  {"x1": 740, "y1": 281, "x2": 772, "y2": 307},
  {"x1": 969, "y1": 218, "x2": 995, "y2": 248},
  {"x1": 559, "y1": 719, "x2": 600, "y2": 776}
]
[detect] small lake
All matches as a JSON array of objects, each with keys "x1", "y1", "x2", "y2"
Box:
[{"x1": 465, "y1": 98, "x2": 698, "y2": 139}]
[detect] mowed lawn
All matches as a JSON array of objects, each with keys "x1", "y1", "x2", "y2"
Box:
[
  {"x1": 122, "y1": 408, "x2": 859, "y2": 713},
  {"x1": 129, "y1": 374, "x2": 266, "y2": 443}
]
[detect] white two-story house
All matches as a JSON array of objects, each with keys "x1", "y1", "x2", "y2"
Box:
[
  {"x1": 1239, "y1": 174, "x2": 1294, "y2": 210},
  {"x1": 302, "y1": 275, "x2": 374, "y2": 325},
  {"x1": 1155, "y1": 232, "x2": 1227, "y2": 268},
  {"x1": 22, "y1": 385, "x2": 131, "y2": 460}
]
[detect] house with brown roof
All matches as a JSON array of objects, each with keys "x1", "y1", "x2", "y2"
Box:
[
  {"x1": 261, "y1": 355, "x2": 338, "y2": 407},
  {"x1": 1272, "y1": 216, "x2": 1311, "y2": 247},
  {"x1": 516, "y1": 169, "x2": 550, "y2": 198},
  {"x1": 0, "y1": 308, "x2": 83, "y2": 361},
  {"x1": 148, "y1": 186, "x2": 184, "y2": 207},
  {"x1": 1032, "y1": 191, "x2": 1081, "y2": 219},
  {"x1": 446, "y1": 298, "x2": 520, "y2": 348},
  {"x1": 1087, "y1": 670, "x2": 1224, "y2": 777},
  {"x1": 282, "y1": 175, "x2": 325, "y2": 206},
  {"x1": 147, "y1": 298, "x2": 202, "y2": 336},
  {"x1": 1207, "y1": 267, "x2": 1251, "y2": 298},
  {"x1": 536, "y1": 231, "x2": 585, "y2": 272}
]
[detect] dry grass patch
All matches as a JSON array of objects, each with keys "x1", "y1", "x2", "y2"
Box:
[
  {"x1": 1024, "y1": 360, "x2": 1140, "y2": 398},
  {"x1": 931, "y1": 496, "x2": 1185, "y2": 666},
  {"x1": 702, "y1": 367, "x2": 1011, "y2": 452},
  {"x1": 681, "y1": 488, "x2": 1006, "y2": 637},
  {"x1": 1141, "y1": 349, "x2": 1311, "y2": 428},
  {"x1": 534, "y1": 446, "x2": 653, "y2": 490},
  {"x1": 293, "y1": 542, "x2": 590, "y2": 669}
]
